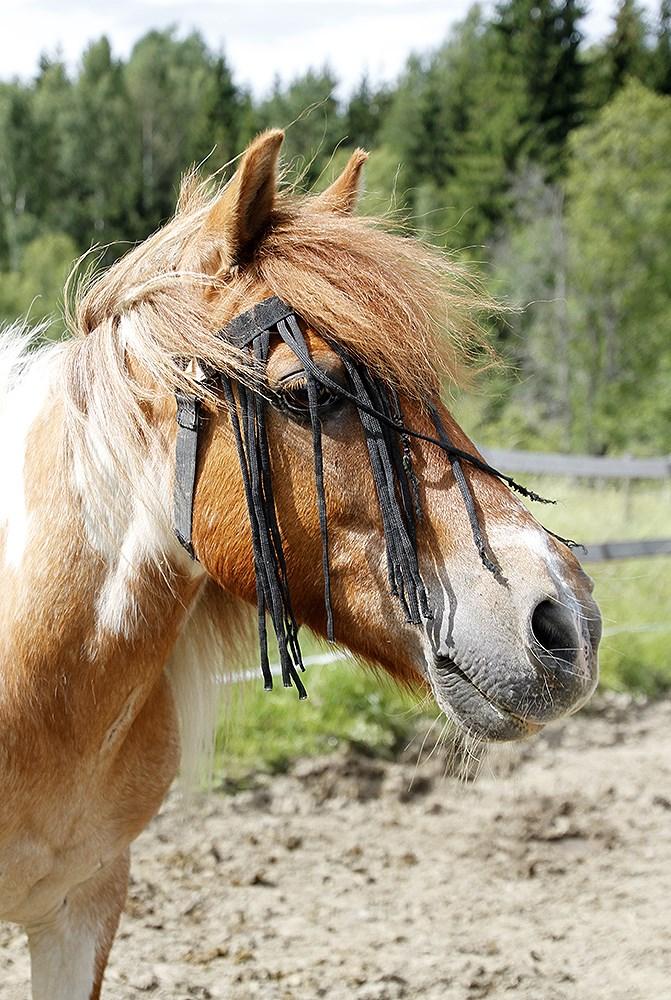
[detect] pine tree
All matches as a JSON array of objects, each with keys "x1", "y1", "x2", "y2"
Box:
[
  {"x1": 253, "y1": 69, "x2": 343, "y2": 187},
  {"x1": 208, "y1": 53, "x2": 246, "y2": 168},
  {"x1": 0, "y1": 83, "x2": 35, "y2": 270},
  {"x1": 494, "y1": 0, "x2": 587, "y2": 173},
  {"x1": 61, "y1": 38, "x2": 140, "y2": 250},
  {"x1": 602, "y1": 0, "x2": 651, "y2": 98},
  {"x1": 378, "y1": 53, "x2": 436, "y2": 183},
  {"x1": 380, "y1": 8, "x2": 518, "y2": 245},
  {"x1": 31, "y1": 56, "x2": 72, "y2": 236},
  {"x1": 344, "y1": 75, "x2": 390, "y2": 150}
]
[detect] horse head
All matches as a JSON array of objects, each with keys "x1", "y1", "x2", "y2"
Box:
[{"x1": 158, "y1": 129, "x2": 600, "y2": 741}]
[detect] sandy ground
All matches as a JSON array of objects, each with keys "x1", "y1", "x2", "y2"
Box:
[{"x1": 1, "y1": 696, "x2": 670, "y2": 1000}]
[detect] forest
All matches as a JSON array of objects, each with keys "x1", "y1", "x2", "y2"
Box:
[{"x1": 1, "y1": 0, "x2": 670, "y2": 455}]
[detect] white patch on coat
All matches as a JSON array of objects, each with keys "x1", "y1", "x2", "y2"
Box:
[
  {"x1": 421, "y1": 520, "x2": 562, "y2": 659},
  {"x1": 487, "y1": 521, "x2": 555, "y2": 558},
  {"x1": 0, "y1": 328, "x2": 62, "y2": 570},
  {"x1": 94, "y1": 491, "x2": 165, "y2": 640},
  {"x1": 67, "y1": 314, "x2": 200, "y2": 641},
  {"x1": 93, "y1": 445, "x2": 200, "y2": 641},
  {"x1": 486, "y1": 520, "x2": 567, "y2": 587}
]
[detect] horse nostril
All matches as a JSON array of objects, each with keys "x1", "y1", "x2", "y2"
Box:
[{"x1": 530, "y1": 599, "x2": 579, "y2": 665}]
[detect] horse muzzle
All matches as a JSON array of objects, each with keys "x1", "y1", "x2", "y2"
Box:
[{"x1": 425, "y1": 589, "x2": 601, "y2": 741}]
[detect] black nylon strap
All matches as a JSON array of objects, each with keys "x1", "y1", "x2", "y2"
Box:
[
  {"x1": 226, "y1": 296, "x2": 294, "y2": 347},
  {"x1": 174, "y1": 391, "x2": 200, "y2": 559},
  {"x1": 427, "y1": 401, "x2": 501, "y2": 579},
  {"x1": 276, "y1": 315, "x2": 335, "y2": 641},
  {"x1": 221, "y1": 373, "x2": 307, "y2": 698}
]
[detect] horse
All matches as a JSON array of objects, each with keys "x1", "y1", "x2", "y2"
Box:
[{"x1": 0, "y1": 129, "x2": 601, "y2": 999}]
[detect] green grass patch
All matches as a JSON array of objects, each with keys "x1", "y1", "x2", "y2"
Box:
[{"x1": 216, "y1": 649, "x2": 430, "y2": 776}]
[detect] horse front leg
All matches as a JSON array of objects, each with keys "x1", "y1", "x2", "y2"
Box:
[{"x1": 26, "y1": 849, "x2": 130, "y2": 1000}]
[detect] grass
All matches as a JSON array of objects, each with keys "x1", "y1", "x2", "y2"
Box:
[
  {"x1": 215, "y1": 478, "x2": 671, "y2": 773},
  {"x1": 216, "y1": 653, "x2": 425, "y2": 776}
]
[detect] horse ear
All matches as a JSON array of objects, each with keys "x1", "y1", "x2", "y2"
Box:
[
  {"x1": 197, "y1": 129, "x2": 284, "y2": 274},
  {"x1": 314, "y1": 149, "x2": 368, "y2": 215}
]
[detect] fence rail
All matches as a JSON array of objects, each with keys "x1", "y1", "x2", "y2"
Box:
[
  {"x1": 581, "y1": 538, "x2": 671, "y2": 562},
  {"x1": 480, "y1": 447, "x2": 671, "y2": 480}
]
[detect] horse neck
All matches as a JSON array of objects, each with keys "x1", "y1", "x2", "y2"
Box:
[{"x1": 0, "y1": 337, "x2": 203, "y2": 744}]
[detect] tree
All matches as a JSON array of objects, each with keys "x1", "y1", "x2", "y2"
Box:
[
  {"x1": 210, "y1": 52, "x2": 245, "y2": 157},
  {"x1": 381, "y1": 8, "x2": 525, "y2": 249},
  {"x1": 490, "y1": 171, "x2": 575, "y2": 448},
  {"x1": 380, "y1": 53, "x2": 438, "y2": 184},
  {"x1": 566, "y1": 80, "x2": 671, "y2": 452},
  {"x1": 344, "y1": 76, "x2": 391, "y2": 150},
  {"x1": 0, "y1": 231, "x2": 78, "y2": 335},
  {"x1": 654, "y1": 0, "x2": 671, "y2": 93},
  {"x1": 60, "y1": 38, "x2": 140, "y2": 252},
  {"x1": 0, "y1": 83, "x2": 38, "y2": 270},
  {"x1": 485, "y1": 80, "x2": 671, "y2": 454},
  {"x1": 493, "y1": 0, "x2": 587, "y2": 173},
  {"x1": 124, "y1": 29, "x2": 239, "y2": 230},
  {"x1": 31, "y1": 57, "x2": 73, "y2": 237},
  {"x1": 601, "y1": 0, "x2": 651, "y2": 99}
]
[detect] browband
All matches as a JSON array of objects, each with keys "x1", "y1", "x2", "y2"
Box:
[{"x1": 226, "y1": 295, "x2": 295, "y2": 347}]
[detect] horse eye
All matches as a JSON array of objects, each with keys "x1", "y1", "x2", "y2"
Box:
[{"x1": 279, "y1": 379, "x2": 340, "y2": 418}]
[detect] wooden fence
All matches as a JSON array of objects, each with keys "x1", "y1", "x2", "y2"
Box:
[{"x1": 479, "y1": 446, "x2": 671, "y2": 562}]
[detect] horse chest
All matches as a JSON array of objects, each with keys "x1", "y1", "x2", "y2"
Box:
[{"x1": 0, "y1": 681, "x2": 175, "y2": 926}]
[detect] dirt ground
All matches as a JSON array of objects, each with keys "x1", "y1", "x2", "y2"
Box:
[{"x1": 1, "y1": 696, "x2": 670, "y2": 1000}]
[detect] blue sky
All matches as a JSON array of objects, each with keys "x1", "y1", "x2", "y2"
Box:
[{"x1": 0, "y1": 0, "x2": 662, "y2": 97}]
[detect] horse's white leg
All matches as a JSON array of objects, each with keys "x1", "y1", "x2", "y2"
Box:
[{"x1": 27, "y1": 850, "x2": 130, "y2": 1000}]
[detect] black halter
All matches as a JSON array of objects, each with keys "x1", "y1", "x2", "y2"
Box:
[{"x1": 173, "y1": 296, "x2": 568, "y2": 698}]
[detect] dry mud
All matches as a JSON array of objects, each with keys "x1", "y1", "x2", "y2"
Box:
[{"x1": 1, "y1": 697, "x2": 670, "y2": 1000}]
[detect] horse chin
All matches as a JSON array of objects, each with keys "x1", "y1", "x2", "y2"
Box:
[{"x1": 425, "y1": 655, "x2": 545, "y2": 743}]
